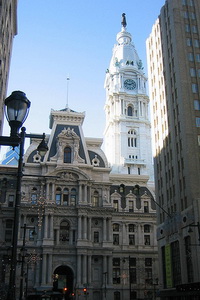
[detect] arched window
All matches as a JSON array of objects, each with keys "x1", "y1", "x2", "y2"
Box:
[
  {"x1": 64, "y1": 147, "x2": 71, "y2": 163},
  {"x1": 70, "y1": 188, "x2": 76, "y2": 206},
  {"x1": 55, "y1": 187, "x2": 62, "y2": 205},
  {"x1": 128, "y1": 105, "x2": 133, "y2": 116},
  {"x1": 60, "y1": 221, "x2": 70, "y2": 242},
  {"x1": 114, "y1": 291, "x2": 120, "y2": 300},
  {"x1": 128, "y1": 130, "x2": 137, "y2": 147},
  {"x1": 92, "y1": 191, "x2": 99, "y2": 207},
  {"x1": 63, "y1": 188, "x2": 69, "y2": 205}
]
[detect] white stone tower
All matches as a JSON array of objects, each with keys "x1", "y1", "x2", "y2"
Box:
[{"x1": 104, "y1": 13, "x2": 154, "y2": 185}]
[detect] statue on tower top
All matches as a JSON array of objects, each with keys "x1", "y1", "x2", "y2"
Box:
[{"x1": 121, "y1": 13, "x2": 127, "y2": 28}]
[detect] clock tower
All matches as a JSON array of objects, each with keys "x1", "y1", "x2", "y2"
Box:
[{"x1": 104, "y1": 14, "x2": 154, "y2": 185}]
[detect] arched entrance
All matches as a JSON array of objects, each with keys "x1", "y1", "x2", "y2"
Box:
[{"x1": 53, "y1": 266, "x2": 74, "y2": 300}]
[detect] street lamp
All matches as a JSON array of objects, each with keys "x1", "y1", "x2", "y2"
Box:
[
  {"x1": 19, "y1": 224, "x2": 36, "y2": 300},
  {"x1": 0, "y1": 91, "x2": 48, "y2": 300}
]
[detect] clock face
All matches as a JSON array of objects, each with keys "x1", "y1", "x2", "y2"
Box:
[{"x1": 124, "y1": 79, "x2": 136, "y2": 90}]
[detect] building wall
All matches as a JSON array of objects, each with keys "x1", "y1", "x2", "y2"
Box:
[
  {"x1": 147, "y1": 0, "x2": 200, "y2": 297},
  {"x1": 0, "y1": 108, "x2": 159, "y2": 300},
  {"x1": 0, "y1": 0, "x2": 17, "y2": 134}
]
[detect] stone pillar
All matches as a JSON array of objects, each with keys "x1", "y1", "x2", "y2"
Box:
[
  {"x1": 103, "y1": 218, "x2": 107, "y2": 241},
  {"x1": 44, "y1": 215, "x2": 48, "y2": 239},
  {"x1": 83, "y1": 255, "x2": 87, "y2": 284},
  {"x1": 47, "y1": 254, "x2": 53, "y2": 285},
  {"x1": 88, "y1": 217, "x2": 91, "y2": 241},
  {"x1": 88, "y1": 255, "x2": 92, "y2": 284},
  {"x1": 46, "y1": 183, "x2": 49, "y2": 200},
  {"x1": 83, "y1": 216, "x2": 87, "y2": 240},
  {"x1": 52, "y1": 183, "x2": 55, "y2": 202},
  {"x1": 42, "y1": 253, "x2": 47, "y2": 285},
  {"x1": 88, "y1": 186, "x2": 91, "y2": 205},
  {"x1": 78, "y1": 215, "x2": 82, "y2": 239},
  {"x1": 108, "y1": 256, "x2": 112, "y2": 284},
  {"x1": 108, "y1": 218, "x2": 112, "y2": 241},
  {"x1": 56, "y1": 229, "x2": 59, "y2": 245},
  {"x1": 84, "y1": 185, "x2": 87, "y2": 203},
  {"x1": 79, "y1": 184, "x2": 82, "y2": 202},
  {"x1": 50, "y1": 215, "x2": 54, "y2": 239},
  {"x1": 122, "y1": 223, "x2": 127, "y2": 244},
  {"x1": 77, "y1": 255, "x2": 81, "y2": 284},
  {"x1": 103, "y1": 255, "x2": 107, "y2": 276}
]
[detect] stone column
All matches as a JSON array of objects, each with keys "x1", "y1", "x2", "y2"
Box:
[
  {"x1": 44, "y1": 214, "x2": 48, "y2": 239},
  {"x1": 47, "y1": 254, "x2": 53, "y2": 285},
  {"x1": 42, "y1": 253, "x2": 47, "y2": 285},
  {"x1": 108, "y1": 218, "x2": 112, "y2": 241},
  {"x1": 78, "y1": 215, "x2": 82, "y2": 239},
  {"x1": 52, "y1": 183, "x2": 55, "y2": 202},
  {"x1": 77, "y1": 255, "x2": 81, "y2": 284},
  {"x1": 83, "y1": 216, "x2": 87, "y2": 240},
  {"x1": 84, "y1": 185, "x2": 87, "y2": 203},
  {"x1": 83, "y1": 255, "x2": 87, "y2": 284},
  {"x1": 88, "y1": 217, "x2": 91, "y2": 241},
  {"x1": 79, "y1": 184, "x2": 82, "y2": 202},
  {"x1": 56, "y1": 229, "x2": 60, "y2": 245},
  {"x1": 49, "y1": 215, "x2": 54, "y2": 239},
  {"x1": 103, "y1": 218, "x2": 107, "y2": 241},
  {"x1": 88, "y1": 186, "x2": 91, "y2": 205},
  {"x1": 88, "y1": 255, "x2": 92, "y2": 284},
  {"x1": 108, "y1": 256, "x2": 112, "y2": 284}
]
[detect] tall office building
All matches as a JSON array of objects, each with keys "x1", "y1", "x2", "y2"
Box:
[
  {"x1": 147, "y1": 0, "x2": 200, "y2": 298},
  {"x1": 0, "y1": 0, "x2": 18, "y2": 134}
]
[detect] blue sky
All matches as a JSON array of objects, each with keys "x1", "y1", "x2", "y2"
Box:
[{"x1": 5, "y1": 0, "x2": 165, "y2": 142}]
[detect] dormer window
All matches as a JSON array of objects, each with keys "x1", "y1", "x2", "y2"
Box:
[{"x1": 64, "y1": 147, "x2": 71, "y2": 163}]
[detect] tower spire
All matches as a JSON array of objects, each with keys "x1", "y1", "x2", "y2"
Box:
[{"x1": 121, "y1": 13, "x2": 127, "y2": 28}]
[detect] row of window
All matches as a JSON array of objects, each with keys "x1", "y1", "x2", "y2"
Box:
[
  {"x1": 113, "y1": 257, "x2": 153, "y2": 285},
  {"x1": 113, "y1": 223, "x2": 151, "y2": 232}
]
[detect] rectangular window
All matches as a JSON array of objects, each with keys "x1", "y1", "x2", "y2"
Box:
[
  {"x1": 113, "y1": 258, "x2": 120, "y2": 266},
  {"x1": 129, "y1": 201, "x2": 134, "y2": 212},
  {"x1": 113, "y1": 268, "x2": 120, "y2": 284},
  {"x1": 196, "y1": 54, "x2": 200, "y2": 62},
  {"x1": 190, "y1": 12, "x2": 196, "y2": 19},
  {"x1": 186, "y1": 38, "x2": 192, "y2": 46},
  {"x1": 192, "y1": 25, "x2": 198, "y2": 33},
  {"x1": 145, "y1": 258, "x2": 152, "y2": 266},
  {"x1": 29, "y1": 229, "x2": 36, "y2": 241},
  {"x1": 192, "y1": 83, "x2": 198, "y2": 93},
  {"x1": 188, "y1": 53, "x2": 194, "y2": 61},
  {"x1": 94, "y1": 231, "x2": 99, "y2": 243},
  {"x1": 185, "y1": 24, "x2": 190, "y2": 32},
  {"x1": 144, "y1": 201, "x2": 149, "y2": 213},
  {"x1": 144, "y1": 235, "x2": 150, "y2": 245},
  {"x1": 113, "y1": 200, "x2": 119, "y2": 212},
  {"x1": 129, "y1": 235, "x2": 135, "y2": 245},
  {"x1": 194, "y1": 100, "x2": 200, "y2": 110},
  {"x1": 183, "y1": 11, "x2": 189, "y2": 18},
  {"x1": 145, "y1": 268, "x2": 153, "y2": 280},
  {"x1": 171, "y1": 241, "x2": 182, "y2": 285},
  {"x1": 198, "y1": 70, "x2": 200, "y2": 77},
  {"x1": 113, "y1": 234, "x2": 119, "y2": 245},
  {"x1": 130, "y1": 268, "x2": 137, "y2": 284},
  {"x1": 63, "y1": 194, "x2": 68, "y2": 205},
  {"x1": 8, "y1": 195, "x2": 14, "y2": 207},
  {"x1": 194, "y1": 39, "x2": 200, "y2": 48},
  {"x1": 196, "y1": 117, "x2": 200, "y2": 127},
  {"x1": 56, "y1": 194, "x2": 61, "y2": 205},
  {"x1": 190, "y1": 68, "x2": 196, "y2": 77}
]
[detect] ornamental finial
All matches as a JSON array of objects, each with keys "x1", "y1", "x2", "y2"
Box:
[{"x1": 121, "y1": 13, "x2": 127, "y2": 28}]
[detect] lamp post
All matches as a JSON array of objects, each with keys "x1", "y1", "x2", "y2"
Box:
[
  {"x1": 0, "y1": 91, "x2": 48, "y2": 300},
  {"x1": 19, "y1": 224, "x2": 36, "y2": 300}
]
